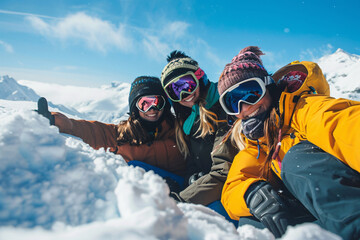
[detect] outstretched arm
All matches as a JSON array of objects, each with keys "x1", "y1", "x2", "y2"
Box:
[{"x1": 36, "y1": 97, "x2": 118, "y2": 151}]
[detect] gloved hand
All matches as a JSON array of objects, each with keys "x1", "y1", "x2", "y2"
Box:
[
  {"x1": 36, "y1": 97, "x2": 55, "y2": 125},
  {"x1": 164, "y1": 177, "x2": 181, "y2": 194},
  {"x1": 188, "y1": 171, "x2": 205, "y2": 185},
  {"x1": 246, "y1": 182, "x2": 291, "y2": 238}
]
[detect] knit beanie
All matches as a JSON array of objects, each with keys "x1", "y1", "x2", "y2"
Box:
[
  {"x1": 128, "y1": 76, "x2": 168, "y2": 116},
  {"x1": 161, "y1": 54, "x2": 200, "y2": 88},
  {"x1": 218, "y1": 46, "x2": 270, "y2": 96}
]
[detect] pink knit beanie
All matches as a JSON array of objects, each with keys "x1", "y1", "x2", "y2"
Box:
[{"x1": 218, "y1": 46, "x2": 270, "y2": 96}]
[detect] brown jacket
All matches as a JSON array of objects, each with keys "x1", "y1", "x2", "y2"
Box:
[{"x1": 52, "y1": 112, "x2": 186, "y2": 176}]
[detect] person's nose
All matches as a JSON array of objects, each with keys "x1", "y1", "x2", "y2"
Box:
[{"x1": 237, "y1": 102, "x2": 252, "y2": 119}]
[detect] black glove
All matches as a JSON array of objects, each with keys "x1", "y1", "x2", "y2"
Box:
[
  {"x1": 164, "y1": 177, "x2": 181, "y2": 194},
  {"x1": 36, "y1": 97, "x2": 55, "y2": 125},
  {"x1": 188, "y1": 171, "x2": 205, "y2": 185},
  {"x1": 246, "y1": 182, "x2": 290, "y2": 238}
]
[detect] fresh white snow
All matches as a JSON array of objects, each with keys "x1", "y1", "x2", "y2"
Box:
[
  {"x1": 0, "y1": 109, "x2": 341, "y2": 240},
  {"x1": 317, "y1": 48, "x2": 360, "y2": 101}
]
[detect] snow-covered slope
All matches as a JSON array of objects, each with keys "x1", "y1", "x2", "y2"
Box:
[
  {"x1": 19, "y1": 79, "x2": 130, "y2": 123},
  {"x1": 0, "y1": 75, "x2": 39, "y2": 101},
  {"x1": 317, "y1": 48, "x2": 360, "y2": 100},
  {"x1": 0, "y1": 75, "x2": 82, "y2": 118}
]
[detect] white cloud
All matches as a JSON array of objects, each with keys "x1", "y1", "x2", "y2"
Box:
[
  {"x1": 24, "y1": 10, "x2": 200, "y2": 62},
  {"x1": 300, "y1": 44, "x2": 335, "y2": 61},
  {"x1": 326, "y1": 43, "x2": 334, "y2": 51},
  {"x1": 262, "y1": 50, "x2": 287, "y2": 73},
  {"x1": 0, "y1": 40, "x2": 14, "y2": 53},
  {"x1": 142, "y1": 35, "x2": 170, "y2": 60},
  {"x1": 0, "y1": 9, "x2": 58, "y2": 19},
  {"x1": 140, "y1": 21, "x2": 190, "y2": 60},
  {"x1": 27, "y1": 12, "x2": 132, "y2": 53},
  {"x1": 162, "y1": 21, "x2": 190, "y2": 39}
]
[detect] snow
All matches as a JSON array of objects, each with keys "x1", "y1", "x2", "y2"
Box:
[
  {"x1": 317, "y1": 48, "x2": 360, "y2": 101},
  {"x1": 18, "y1": 79, "x2": 131, "y2": 123},
  {"x1": 0, "y1": 48, "x2": 355, "y2": 239}
]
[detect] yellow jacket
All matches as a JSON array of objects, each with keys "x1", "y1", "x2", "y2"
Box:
[{"x1": 221, "y1": 61, "x2": 360, "y2": 220}]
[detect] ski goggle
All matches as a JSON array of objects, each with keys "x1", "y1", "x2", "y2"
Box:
[
  {"x1": 136, "y1": 95, "x2": 166, "y2": 113},
  {"x1": 163, "y1": 68, "x2": 204, "y2": 102},
  {"x1": 219, "y1": 77, "x2": 266, "y2": 115}
]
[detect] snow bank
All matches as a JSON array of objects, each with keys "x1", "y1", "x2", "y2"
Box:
[
  {"x1": 0, "y1": 109, "x2": 125, "y2": 228},
  {"x1": 0, "y1": 108, "x2": 342, "y2": 239}
]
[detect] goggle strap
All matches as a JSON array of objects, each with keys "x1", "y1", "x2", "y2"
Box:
[{"x1": 264, "y1": 76, "x2": 274, "y2": 85}]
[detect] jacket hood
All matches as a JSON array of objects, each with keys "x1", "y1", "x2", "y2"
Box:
[
  {"x1": 272, "y1": 61, "x2": 330, "y2": 128},
  {"x1": 273, "y1": 60, "x2": 329, "y2": 95}
]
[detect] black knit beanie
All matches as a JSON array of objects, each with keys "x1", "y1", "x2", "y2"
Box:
[{"x1": 128, "y1": 76, "x2": 169, "y2": 117}]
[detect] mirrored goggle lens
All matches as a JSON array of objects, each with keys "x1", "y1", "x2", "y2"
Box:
[
  {"x1": 165, "y1": 75, "x2": 198, "y2": 101},
  {"x1": 137, "y1": 96, "x2": 165, "y2": 113},
  {"x1": 223, "y1": 80, "x2": 264, "y2": 114}
]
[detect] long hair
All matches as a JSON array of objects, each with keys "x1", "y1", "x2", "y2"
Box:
[
  {"x1": 229, "y1": 119, "x2": 245, "y2": 150},
  {"x1": 173, "y1": 82, "x2": 219, "y2": 158},
  {"x1": 229, "y1": 83, "x2": 284, "y2": 176},
  {"x1": 165, "y1": 50, "x2": 219, "y2": 157},
  {"x1": 116, "y1": 108, "x2": 175, "y2": 146}
]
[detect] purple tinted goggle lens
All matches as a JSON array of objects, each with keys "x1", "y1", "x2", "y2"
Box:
[
  {"x1": 164, "y1": 70, "x2": 203, "y2": 102},
  {"x1": 172, "y1": 76, "x2": 196, "y2": 97},
  {"x1": 165, "y1": 74, "x2": 198, "y2": 102}
]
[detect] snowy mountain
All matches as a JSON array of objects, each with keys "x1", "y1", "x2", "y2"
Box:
[
  {"x1": 0, "y1": 75, "x2": 82, "y2": 117},
  {"x1": 0, "y1": 75, "x2": 39, "y2": 101},
  {"x1": 18, "y1": 79, "x2": 130, "y2": 123},
  {"x1": 317, "y1": 48, "x2": 360, "y2": 100}
]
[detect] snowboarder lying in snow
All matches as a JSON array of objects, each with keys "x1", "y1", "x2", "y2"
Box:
[
  {"x1": 36, "y1": 76, "x2": 186, "y2": 180},
  {"x1": 218, "y1": 46, "x2": 360, "y2": 239},
  {"x1": 160, "y1": 50, "x2": 238, "y2": 222}
]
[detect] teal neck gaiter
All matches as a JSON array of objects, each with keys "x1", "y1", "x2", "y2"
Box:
[{"x1": 182, "y1": 82, "x2": 219, "y2": 135}]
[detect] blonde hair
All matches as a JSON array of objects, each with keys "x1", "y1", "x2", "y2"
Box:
[
  {"x1": 230, "y1": 119, "x2": 246, "y2": 150},
  {"x1": 175, "y1": 97, "x2": 220, "y2": 158}
]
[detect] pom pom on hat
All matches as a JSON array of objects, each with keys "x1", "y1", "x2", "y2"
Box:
[
  {"x1": 218, "y1": 46, "x2": 270, "y2": 96},
  {"x1": 161, "y1": 50, "x2": 199, "y2": 87}
]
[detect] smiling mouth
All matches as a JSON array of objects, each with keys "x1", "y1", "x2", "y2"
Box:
[
  {"x1": 247, "y1": 108, "x2": 260, "y2": 118},
  {"x1": 184, "y1": 95, "x2": 194, "y2": 102},
  {"x1": 146, "y1": 113, "x2": 157, "y2": 117}
]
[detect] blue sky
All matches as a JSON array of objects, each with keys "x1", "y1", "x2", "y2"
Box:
[{"x1": 0, "y1": 0, "x2": 359, "y2": 87}]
